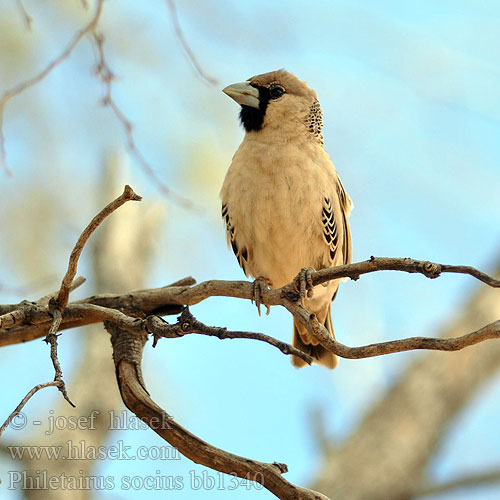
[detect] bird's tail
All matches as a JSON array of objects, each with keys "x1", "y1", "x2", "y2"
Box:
[{"x1": 291, "y1": 303, "x2": 337, "y2": 369}]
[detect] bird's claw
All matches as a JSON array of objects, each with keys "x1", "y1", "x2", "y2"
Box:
[
  {"x1": 251, "y1": 277, "x2": 271, "y2": 316},
  {"x1": 295, "y1": 267, "x2": 315, "y2": 307}
]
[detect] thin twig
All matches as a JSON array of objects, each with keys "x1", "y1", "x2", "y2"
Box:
[
  {"x1": 11, "y1": 186, "x2": 140, "y2": 410},
  {"x1": 15, "y1": 0, "x2": 33, "y2": 30},
  {"x1": 57, "y1": 185, "x2": 141, "y2": 309},
  {"x1": 46, "y1": 185, "x2": 139, "y2": 405},
  {"x1": 148, "y1": 307, "x2": 313, "y2": 364},
  {"x1": 166, "y1": 276, "x2": 196, "y2": 287},
  {"x1": 0, "y1": 0, "x2": 105, "y2": 173},
  {"x1": 310, "y1": 256, "x2": 500, "y2": 288},
  {"x1": 91, "y1": 33, "x2": 197, "y2": 209},
  {"x1": 165, "y1": 0, "x2": 218, "y2": 86},
  {"x1": 38, "y1": 275, "x2": 86, "y2": 306},
  {"x1": 0, "y1": 381, "x2": 61, "y2": 439},
  {"x1": 44, "y1": 306, "x2": 74, "y2": 406}
]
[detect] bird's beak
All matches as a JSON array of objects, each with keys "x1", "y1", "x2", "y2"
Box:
[{"x1": 223, "y1": 82, "x2": 260, "y2": 109}]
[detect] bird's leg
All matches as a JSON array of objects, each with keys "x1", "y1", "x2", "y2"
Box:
[
  {"x1": 251, "y1": 276, "x2": 272, "y2": 316},
  {"x1": 294, "y1": 267, "x2": 316, "y2": 307}
]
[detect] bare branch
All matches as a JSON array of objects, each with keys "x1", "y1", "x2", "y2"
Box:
[
  {"x1": 44, "y1": 305, "x2": 75, "y2": 406},
  {"x1": 15, "y1": 0, "x2": 33, "y2": 30},
  {"x1": 108, "y1": 323, "x2": 330, "y2": 500},
  {"x1": 0, "y1": 175, "x2": 498, "y2": 500},
  {"x1": 148, "y1": 307, "x2": 314, "y2": 364},
  {"x1": 1, "y1": 293, "x2": 499, "y2": 365},
  {"x1": 0, "y1": 186, "x2": 141, "y2": 419},
  {"x1": 39, "y1": 185, "x2": 141, "y2": 406},
  {"x1": 286, "y1": 299, "x2": 500, "y2": 358},
  {"x1": 56, "y1": 184, "x2": 141, "y2": 309},
  {"x1": 166, "y1": 276, "x2": 196, "y2": 287},
  {"x1": 0, "y1": 0, "x2": 105, "y2": 172},
  {"x1": 0, "y1": 300, "x2": 36, "y2": 330},
  {"x1": 38, "y1": 275, "x2": 86, "y2": 306},
  {"x1": 1, "y1": 257, "x2": 499, "y2": 362},
  {"x1": 309, "y1": 256, "x2": 500, "y2": 288},
  {"x1": 165, "y1": 0, "x2": 218, "y2": 86},
  {"x1": 0, "y1": 381, "x2": 61, "y2": 439},
  {"x1": 91, "y1": 33, "x2": 197, "y2": 209},
  {"x1": 0, "y1": 276, "x2": 85, "y2": 329}
]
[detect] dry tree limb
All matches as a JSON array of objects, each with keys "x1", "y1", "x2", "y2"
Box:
[
  {"x1": 312, "y1": 265, "x2": 500, "y2": 500},
  {"x1": 0, "y1": 301, "x2": 313, "y2": 364},
  {"x1": 0, "y1": 185, "x2": 142, "y2": 433},
  {"x1": 1, "y1": 257, "x2": 499, "y2": 361},
  {"x1": 3, "y1": 298, "x2": 500, "y2": 359},
  {"x1": 306, "y1": 256, "x2": 500, "y2": 288},
  {"x1": 284, "y1": 301, "x2": 500, "y2": 359},
  {"x1": 45, "y1": 184, "x2": 141, "y2": 403},
  {"x1": 0, "y1": 381, "x2": 61, "y2": 439},
  {"x1": 0, "y1": 190, "x2": 499, "y2": 500},
  {"x1": 15, "y1": 163, "x2": 160, "y2": 496},
  {"x1": 56, "y1": 185, "x2": 141, "y2": 309},
  {"x1": 107, "y1": 321, "x2": 330, "y2": 500},
  {"x1": 0, "y1": 276, "x2": 85, "y2": 329},
  {"x1": 0, "y1": 0, "x2": 105, "y2": 172},
  {"x1": 0, "y1": 300, "x2": 37, "y2": 331},
  {"x1": 147, "y1": 307, "x2": 313, "y2": 364}
]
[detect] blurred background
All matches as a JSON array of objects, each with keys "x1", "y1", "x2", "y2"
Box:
[{"x1": 0, "y1": 0, "x2": 499, "y2": 498}]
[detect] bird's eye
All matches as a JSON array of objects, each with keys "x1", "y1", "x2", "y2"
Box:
[{"x1": 269, "y1": 85, "x2": 285, "y2": 99}]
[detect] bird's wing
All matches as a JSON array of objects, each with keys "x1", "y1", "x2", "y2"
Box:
[
  {"x1": 336, "y1": 175, "x2": 353, "y2": 265},
  {"x1": 221, "y1": 203, "x2": 249, "y2": 276},
  {"x1": 321, "y1": 175, "x2": 353, "y2": 267},
  {"x1": 321, "y1": 196, "x2": 339, "y2": 263}
]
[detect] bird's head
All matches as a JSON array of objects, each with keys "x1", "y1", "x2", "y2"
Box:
[{"x1": 223, "y1": 69, "x2": 323, "y2": 142}]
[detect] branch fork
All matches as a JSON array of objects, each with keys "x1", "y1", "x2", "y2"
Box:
[{"x1": 1, "y1": 186, "x2": 499, "y2": 499}]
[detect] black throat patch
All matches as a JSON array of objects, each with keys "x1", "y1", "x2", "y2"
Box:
[{"x1": 239, "y1": 85, "x2": 271, "y2": 132}]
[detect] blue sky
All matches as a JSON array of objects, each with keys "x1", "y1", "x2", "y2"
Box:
[{"x1": 0, "y1": 0, "x2": 499, "y2": 498}]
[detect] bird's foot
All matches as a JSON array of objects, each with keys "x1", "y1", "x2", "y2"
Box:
[
  {"x1": 251, "y1": 277, "x2": 272, "y2": 316},
  {"x1": 294, "y1": 267, "x2": 316, "y2": 307}
]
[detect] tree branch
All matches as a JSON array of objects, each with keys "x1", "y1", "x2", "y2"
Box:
[
  {"x1": 1, "y1": 257, "x2": 499, "y2": 364},
  {"x1": 0, "y1": 0, "x2": 105, "y2": 172},
  {"x1": 45, "y1": 184, "x2": 140, "y2": 405},
  {"x1": 0, "y1": 276, "x2": 85, "y2": 328},
  {"x1": 0, "y1": 185, "x2": 142, "y2": 437},
  {"x1": 148, "y1": 307, "x2": 313, "y2": 364},
  {"x1": 0, "y1": 381, "x2": 62, "y2": 439},
  {"x1": 1, "y1": 183, "x2": 499, "y2": 499},
  {"x1": 164, "y1": 0, "x2": 218, "y2": 86},
  {"x1": 416, "y1": 469, "x2": 500, "y2": 497},
  {"x1": 107, "y1": 322, "x2": 330, "y2": 500},
  {"x1": 91, "y1": 33, "x2": 196, "y2": 209},
  {"x1": 56, "y1": 184, "x2": 141, "y2": 309}
]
